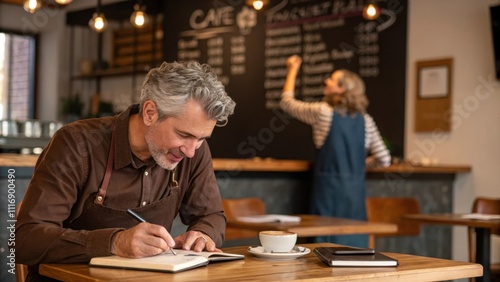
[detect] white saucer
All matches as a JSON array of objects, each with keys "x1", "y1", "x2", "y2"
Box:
[{"x1": 247, "y1": 246, "x2": 310, "y2": 260}]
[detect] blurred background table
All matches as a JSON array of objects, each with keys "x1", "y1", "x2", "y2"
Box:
[
  {"x1": 227, "y1": 214, "x2": 397, "y2": 237},
  {"x1": 404, "y1": 213, "x2": 500, "y2": 282}
]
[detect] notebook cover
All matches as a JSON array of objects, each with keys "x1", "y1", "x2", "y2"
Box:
[{"x1": 313, "y1": 247, "x2": 399, "y2": 267}]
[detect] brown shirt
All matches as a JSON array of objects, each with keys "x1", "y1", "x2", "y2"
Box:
[{"x1": 16, "y1": 105, "x2": 226, "y2": 265}]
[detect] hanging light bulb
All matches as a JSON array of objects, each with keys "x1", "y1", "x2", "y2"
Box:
[
  {"x1": 252, "y1": 0, "x2": 264, "y2": 10},
  {"x1": 89, "y1": 0, "x2": 108, "y2": 33},
  {"x1": 362, "y1": 3, "x2": 381, "y2": 20},
  {"x1": 55, "y1": 0, "x2": 73, "y2": 4},
  {"x1": 23, "y1": 0, "x2": 41, "y2": 14},
  {"x1": 130, "y1": 4, "x2": 150, "y2": 28},
  {"x1": 246, "y1": 0, "x2": 269, "y2": 11},
  {"x1": 89, "y1": 12, "x2": 108, "y2": 32}
]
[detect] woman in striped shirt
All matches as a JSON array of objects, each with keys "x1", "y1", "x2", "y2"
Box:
[{"x1": 280, "y1": 55, "x2": 390, "y2": 248}]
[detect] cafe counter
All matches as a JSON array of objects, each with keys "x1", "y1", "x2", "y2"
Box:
[
  {"x1": 1, "y1": 154, "x2": 471, "y2": 261},
  {"x1": 211, "y1": 158, "x2": 471, "y2": 174},
  {"x1": 1, "y1": 154, "x2": 471, "y2": 174}
]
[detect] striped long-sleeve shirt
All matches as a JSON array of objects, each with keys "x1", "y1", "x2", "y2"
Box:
[{"x1": 280, "y1": 91, "x2": 391, "y2": 167}]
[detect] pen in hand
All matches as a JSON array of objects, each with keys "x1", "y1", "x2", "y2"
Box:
[{"x1": 126, "y1": 209, "x2": 177, "y2": 256}]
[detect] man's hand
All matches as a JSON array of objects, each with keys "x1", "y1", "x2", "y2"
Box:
[
  {"x1": 111, "y1": 223, "x2": 175, "y2": 258},
  {"x1": 174, "y1": 231, "x2": 221, "y2": 253}
]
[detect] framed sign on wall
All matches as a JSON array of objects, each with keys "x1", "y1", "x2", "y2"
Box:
[{"x1": 415, "y1": 58, "x2": 453, "y2": 132}]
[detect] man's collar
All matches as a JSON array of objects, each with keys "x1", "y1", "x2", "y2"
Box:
[{"x1": 113, "y1": 104, "x2": 140, "y2": 169}]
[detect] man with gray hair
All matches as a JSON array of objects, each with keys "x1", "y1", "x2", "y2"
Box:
[{"x1": 16, "y1": 61, "x2": 236, "y2": 281}]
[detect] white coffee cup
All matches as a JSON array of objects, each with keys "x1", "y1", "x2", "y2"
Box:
[{"x1": 259, "y1": 230, "x2": 297, "y2": 253}]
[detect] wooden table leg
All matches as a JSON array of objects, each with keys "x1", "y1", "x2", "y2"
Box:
[{"x1": 475, "y1": 227, "x2": 491, "y2": 282}]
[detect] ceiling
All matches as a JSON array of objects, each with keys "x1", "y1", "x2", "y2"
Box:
[
  {"x1": 1, "y1": 0, "x2": 162, "y2": 26},
  {"x1": 0, "y1": 0, "x2": 74, "y2": 6},
  {"x1": 0, "y1": 0, "x2": 23, "y2": 5}
]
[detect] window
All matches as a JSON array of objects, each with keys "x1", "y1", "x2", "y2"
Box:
[{"x1": 0, "y1": 30, "x2": 37, "y2": 120}]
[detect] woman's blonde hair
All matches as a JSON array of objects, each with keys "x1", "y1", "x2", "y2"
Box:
[{"x1": 323, "y1": 69, "x2": 368, "y2": 114}]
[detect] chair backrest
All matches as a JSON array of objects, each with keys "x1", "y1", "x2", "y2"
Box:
[
  {"x1": 472, "y1": 197, "x2": 500, "y2": 214},
  {"x1": 222, "y1": 197, "x2": 266, "y2": 219},
  {"x1": 472, "y1": 197, "x2": 500, "y2": 236},
  {"x1": 365, "y1": 197, "x2": 421, "y2": 249},
  {"x1": 222, "y1": 197, "x2": 267, "y2": 241},
  {"x1": 468, "y1": 197, "x2": 500, "y2": 263}
]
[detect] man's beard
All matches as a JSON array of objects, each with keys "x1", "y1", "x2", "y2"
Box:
[{"x1": 145, "y1": 128, "x2": 179, "y2": 170}]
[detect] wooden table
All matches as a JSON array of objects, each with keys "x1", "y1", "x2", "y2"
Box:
[
  {"x1": 227, "y1": 214, "x2": 398, "y2": 237},
  {"x1": 403, "y1": 213, "x2": 500, "y2": 282},
  {"x1": 39, "y1": 243, "x2": 482, "y2": 281}
]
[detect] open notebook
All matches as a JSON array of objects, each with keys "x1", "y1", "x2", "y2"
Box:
[{"x1": 89, "y1": 249, "x2": 244, "y2": 273}]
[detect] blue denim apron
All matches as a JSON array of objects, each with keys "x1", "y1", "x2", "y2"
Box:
[{"x1": 311, "y1": 110, "x2": 368, "y2": 248}]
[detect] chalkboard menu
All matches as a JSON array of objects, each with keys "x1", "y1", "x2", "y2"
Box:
[{"x1": 163, "y1": 0, "x2": 407, "y2": 160}]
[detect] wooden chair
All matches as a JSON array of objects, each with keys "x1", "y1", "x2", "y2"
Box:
[
  {"x1": 468, "y1": 197, "x2": 500, "y2": 282},
  {"x1": 365, "y1": 197, "x2": 421, "y2": 249},
  {"x1": 15, "y1": 199, "x2": 28, "y2": 282},
  {"x1": 222, "y1": 197, "x2": 266, "y2": 240}
]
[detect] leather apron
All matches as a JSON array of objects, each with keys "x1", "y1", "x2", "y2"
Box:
[
  {"x1": 27, "y1": 126, "x2": 181, "y2": 282},
  {"x1": 68, "y1": 126, "x2": 180, "y2": 230},
  {"x1": 310, "y1": 110, "x2": 368, "y2": 248}
]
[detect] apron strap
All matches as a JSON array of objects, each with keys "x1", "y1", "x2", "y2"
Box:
[{"x1": 95, "y1": 127, "x2": 115, "y2": 205}]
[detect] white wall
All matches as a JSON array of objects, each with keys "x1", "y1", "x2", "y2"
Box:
[
  {"x1": 407, "y1": 0, "x2": 500, "y2": 263},
  {"x1": 1, "y1": 0, "x2": 498, "y2": 265}
]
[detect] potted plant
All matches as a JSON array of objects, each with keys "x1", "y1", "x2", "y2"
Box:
[{"x1": 61, "y1": 94, "x2": 84, "y2": 123}]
